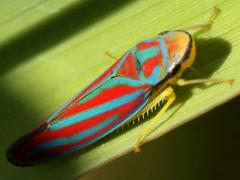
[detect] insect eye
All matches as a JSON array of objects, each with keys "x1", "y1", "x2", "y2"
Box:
[{"x1": 169, "y1": 64, "x2": 181, "y2": 77}]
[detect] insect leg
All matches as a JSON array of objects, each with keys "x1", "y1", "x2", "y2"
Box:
[
  {"x1": 181, "y1": 6, "x2": 221, "y2": 30},
  {"x1": 105, "y1": 51, "x2": 118, "y2": 61},
  {"x1": 176, "y1": 78, "x2": 234, "y2": 86},
  {"x1": 134, "y1": 87, "x2": 176, "y2": 152}
]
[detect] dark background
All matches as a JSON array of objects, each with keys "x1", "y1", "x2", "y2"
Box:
[{"x1": 82, "y1": 96, "x2": 240, "y2": 180}]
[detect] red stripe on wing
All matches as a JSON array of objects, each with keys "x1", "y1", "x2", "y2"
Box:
[
  {"x1": 137, "y1": 40, "x2": 159, "y2": 50},
  {"x1": 55, "y1": 57, "x2": 123, "y2": 117},
  {"x1": 117, "y1": 53, "x2": 139, "y2": 80},
  {"x1": 32, "y1": 95, "x2": 143, "y2": 159},
  {"x1": 14, "y1": 84, "x2": 149, "y2": 152}
]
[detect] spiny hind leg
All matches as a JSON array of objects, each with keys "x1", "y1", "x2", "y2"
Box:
[
  {"x1": 134, "y1": 87, "x2": 176, "y2": 152},
  {"x1": 181, "y1": 6, "x2": 221, "y2": 30}
]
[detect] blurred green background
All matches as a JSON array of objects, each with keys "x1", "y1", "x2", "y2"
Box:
[{"x1": 0, "y1": 0, "x2": 239, "y2": 179}]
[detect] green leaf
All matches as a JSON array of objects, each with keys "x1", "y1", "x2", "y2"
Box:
[{"x1": 0, "y1": 0, "x2": 239, "y2": 179}]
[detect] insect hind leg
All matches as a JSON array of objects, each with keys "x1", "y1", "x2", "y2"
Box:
[{"x1": 134, "y1": 87, "x2": 176, "y2": 152}]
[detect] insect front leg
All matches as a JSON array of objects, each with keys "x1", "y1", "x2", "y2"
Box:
[
  {"x1": 181, "y1": 6, "x2": 221, "y2": 30},
  {"x1": 134, "y1": 87, "x2": 176, "y2": 152}
]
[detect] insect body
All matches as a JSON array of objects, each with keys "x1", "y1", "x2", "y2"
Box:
[
  {"x1": 7, "y1": 7, "x2": 230, "y2": 166},
  {"x1": 7, "y1": 30, "x2": 195, "y2": 166}
]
